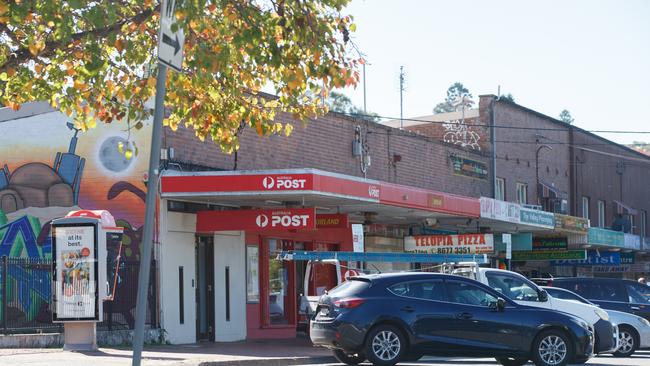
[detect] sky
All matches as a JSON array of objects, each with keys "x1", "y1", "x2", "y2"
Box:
[{"x1": 340, "y1": 0, "x2": 650, "y2": 145}]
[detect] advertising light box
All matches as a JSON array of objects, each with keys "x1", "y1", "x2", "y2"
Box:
[{"x1": 52, "y1": 223, "x2": 99, "y2": 322}]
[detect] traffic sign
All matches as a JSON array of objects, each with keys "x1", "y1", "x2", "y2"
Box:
[{"x1": 158, "y1": 0, "x2": 184, "y2": 72}]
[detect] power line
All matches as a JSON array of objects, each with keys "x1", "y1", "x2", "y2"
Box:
[{"x1": 340, "y1": 112, "x2": 650, "y2": 134}]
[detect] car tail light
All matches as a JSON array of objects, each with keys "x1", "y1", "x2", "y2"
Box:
[{"x1": 334, "y1": 298, "x2": 365, "y2": 309}]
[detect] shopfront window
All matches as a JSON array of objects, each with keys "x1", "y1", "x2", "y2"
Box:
[{"x1": 267, "y1": 239, "x2": 293, "y2": 325}]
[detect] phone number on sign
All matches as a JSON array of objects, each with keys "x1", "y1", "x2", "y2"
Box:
[{"x1": 435, "y1": 246, "x2": 490, "y2": 254}]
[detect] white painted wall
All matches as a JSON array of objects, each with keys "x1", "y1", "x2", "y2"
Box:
[
  {"x1": 160, "y1": 201, "x2": 197, "y2": 344},
  {"x1": 213, "y1": 231, "x2": 246, "y2": 341}
]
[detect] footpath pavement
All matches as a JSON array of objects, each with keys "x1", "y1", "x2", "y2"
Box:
[{"x1": 0, "y1": 336, "x2": 335, "y2": 366}]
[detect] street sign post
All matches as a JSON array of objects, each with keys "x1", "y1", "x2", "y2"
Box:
[
  {"x1": 133, "y1": 1, "x2": 184, "y2": 365},
  {"x1": 157, "y1": 0, "x2": 184, "y2": 72}
]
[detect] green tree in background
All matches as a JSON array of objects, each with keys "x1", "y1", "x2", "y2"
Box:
[
  {"x1": 433, "y1": 82, "x2": 472, "y2": 113},
  {"x1": 327, "y1": 91, "x2": 379, "y2": 122},
  {"x1": 559, "y1": 109, "x2": 574, "y2": 124}
]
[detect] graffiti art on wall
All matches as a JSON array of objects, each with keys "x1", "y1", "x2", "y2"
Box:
[
  {"x1": 442, "y1": 95, "x2": 482, "y2": 151},
  {"x1": 0, "y1": 103, "x2": 151, "y2": 325}
]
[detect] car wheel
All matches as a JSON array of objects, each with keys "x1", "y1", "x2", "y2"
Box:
[
  {"x1": 364, "y1": 324, "x2": 405, "y2": 366},
  {"x1": 495, "y1": 356, "x2": 529, "y2": 366},
  {"x1": 613, "y1": 325, "x2": 638, "y2": 357},
  {"x1": 333, "y1": 349, "x2": 365, "y2": 365},
  {"x1": 531, "y1": 329, "x2": 573, "y2": 366}
]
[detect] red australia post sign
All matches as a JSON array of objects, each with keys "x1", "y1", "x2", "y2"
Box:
[
  {"x1": 197, "y1": 208, "x2": 316, "y2": 232},
  {"x1": 404, "y1": 234, "x2": 494, "y2": 255}
]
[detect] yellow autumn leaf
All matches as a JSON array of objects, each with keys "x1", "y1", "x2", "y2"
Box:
[
  {"x1": 284, "y1": 123, "x2": 293, "y2": 137},
  {"x1": 124, "y1": 149, "x2": 133, "y2": 160}
]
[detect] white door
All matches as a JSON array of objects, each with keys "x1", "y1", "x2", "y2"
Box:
[{"x1": 213, "y1": 231, "x2": 246, "y2": 341}]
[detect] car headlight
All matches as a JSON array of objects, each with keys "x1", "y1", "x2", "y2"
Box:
[
  {"x1": 638, "y1": 317, "x2": 650, "y2": 327},
  {"x1": 594, "y1": 308, "x2": 609, "y2": 321}
]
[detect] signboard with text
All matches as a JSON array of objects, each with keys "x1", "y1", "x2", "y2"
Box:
[
  {"x1": 197, "y1": 208, "x2": 316, "y2": 232},
  {"x1": 551, "y1": 251, "x2": 620, "y2": 266},
  {"x1": 533, "y1": 237, "x2": 568, "y2": 251},
  {"x1": 480, "y1": 197, "x2": 520, "y2": 223},
  {"x1": 405, "y1": 234, "x2": 494, "y2": 255},
  {"x1": 450, "y1": 155, "x2": 489, "y2": 180},
  {"x1": 52, "y1": 223, "x2": 99, "y2": 322},
  {"x1": 315, "y1": 214, "x2": 349, "y2": 229},
  {"x1": 512, "y1": 250, "x2": 586, "y2": 261},
  {"x1": 554, "y1": 214, "x2": 589, "y2": 234},
  {"x1": 158, "y1": 0, "x2": 185, "y2": 72},
  {"x1": 588, "y1": 227, "x2": 625, "y2": 248},
  {"x1": 520, "y1": 208, "x2": 555, "y2": 228}
]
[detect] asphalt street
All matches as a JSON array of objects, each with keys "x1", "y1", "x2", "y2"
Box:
[{"x1": 294, "y1": 349, "x2": 650, "y2": 366}]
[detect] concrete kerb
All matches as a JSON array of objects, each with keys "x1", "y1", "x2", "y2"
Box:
[{"x1": 198, "y1": 356, "x2": 336, "y2": 366}]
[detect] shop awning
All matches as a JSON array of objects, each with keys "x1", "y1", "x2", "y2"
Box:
[
  {"x1": 614, "y1": 200, "x2": 638, "y2": 215},
  {"x1": 160, "y1": 168, "x2": 479, "y2": 224},
  {"x1": 278, "y1": 250, "x2": 489, "y2": 264}
]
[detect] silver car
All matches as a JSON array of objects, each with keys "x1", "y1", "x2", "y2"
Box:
[{"x1": 543, "y1": 286, "x2": 650, "y2": 357}]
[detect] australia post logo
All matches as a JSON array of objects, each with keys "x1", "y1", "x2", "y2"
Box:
[
  {"x1": 255, "y1": 209, "x2": 314, "y2": 229},
  {"x1": 261, "y1": 175, "x2": 308, "y2": 190}
]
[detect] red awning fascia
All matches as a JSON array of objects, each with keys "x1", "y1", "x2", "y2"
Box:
[{"x1": 161, "y1": 169, "x2": 480, "y2": 218}]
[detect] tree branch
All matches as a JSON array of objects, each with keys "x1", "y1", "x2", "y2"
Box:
[{"x1": 0, "y1": 4, "x2": 160, "y2": 73}]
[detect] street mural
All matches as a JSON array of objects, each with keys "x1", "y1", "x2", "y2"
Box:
[{"x1": 0, "y1": 105, "x2": 151, "y2": 326}]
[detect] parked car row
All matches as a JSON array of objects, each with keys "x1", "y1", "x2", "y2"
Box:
[
  {"x1": 309, "y1": 263, "x2": 649, "y2": 366},
  {"x1": 311, "y1": 272, "x2": 594, "y2": 366}
]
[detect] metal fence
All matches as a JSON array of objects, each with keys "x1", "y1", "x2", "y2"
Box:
[{"x1": 0, "y1": 256, "x2": 157, "y2": 334}]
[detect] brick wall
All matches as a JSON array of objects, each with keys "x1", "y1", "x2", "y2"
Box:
[
  {"x1": 479, "y1": 95, "x2": 571, "y2": 207},
  {"x1": 572, "y1": 129, "x2": 650, "y2": 234},
  {"x1": 162, "y1": 111, "x2": 492, "y2": 198}
]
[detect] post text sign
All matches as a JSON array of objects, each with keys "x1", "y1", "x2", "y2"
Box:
[
  {"x1": 52, "y1": 223, "x2": 99, "y2": 322},
  {"x1": 405, "y1": 234, "x2": 494, "y2": 255}
]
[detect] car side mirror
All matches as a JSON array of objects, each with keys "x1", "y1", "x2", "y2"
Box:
[{"x1": 539, "y1": 289, "x2": 548, "y2": 302}]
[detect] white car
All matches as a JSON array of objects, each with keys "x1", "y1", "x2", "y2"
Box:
[
  {"x1": 441, "y1": 263, "x2": 618, "y2": 354},
  {"x1": 543, "y1": 286, "x2": 650, "y2": 357}
]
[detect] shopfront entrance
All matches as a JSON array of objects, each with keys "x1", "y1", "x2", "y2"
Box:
[{"x1": 195, "y1": 235, "x2": 215, "y2": 341}]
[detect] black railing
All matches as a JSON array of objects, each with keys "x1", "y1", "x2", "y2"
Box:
[{"x1": 0, "y1": 256, "x2": 157, "y2": 334}]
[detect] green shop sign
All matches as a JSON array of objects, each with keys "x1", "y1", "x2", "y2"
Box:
[
  {"x1": 533, "y1": 237, "x2": 568, "y2": 251},
  {"x1": 588, "y1": 228, "x2": 625, "y2": 248},
  {"x1": 512, "y1": 250, "x2": 586, "y2": 261},
  {"x1": 520, "y1": 208, "x2": 555, "y2": 228}
]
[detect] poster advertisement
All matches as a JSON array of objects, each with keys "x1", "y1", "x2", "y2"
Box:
[
  {"x1": 404, "y1": 234, "x2": 494, "y2": 254},
  {"x1": 53, "y1": 224, "x2": 98, "y2": 321},
  {"x1": 246, "y1": 245, "x2": 260, "y2": 302}
]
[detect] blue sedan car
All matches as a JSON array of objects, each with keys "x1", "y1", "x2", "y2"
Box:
[{"x1": 310, "y1": 273, "x2": 594, "y2": 366}]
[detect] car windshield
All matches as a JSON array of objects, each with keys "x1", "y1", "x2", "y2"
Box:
[
  {"x1": 626, "y1": 283, "x2": 650, "y2": 304},
  {"x1": 545, "y1": 287, "x2": 591, "y2": 304}
]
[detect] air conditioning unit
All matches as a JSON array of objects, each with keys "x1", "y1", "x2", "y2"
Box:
[{"x1": 550, "y1": 198, "x2": 568, "y2": 214}]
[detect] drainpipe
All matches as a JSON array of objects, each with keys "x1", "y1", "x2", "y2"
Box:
[{"x1": 490, "y1": 96, "x2": 499, "y2": 199}]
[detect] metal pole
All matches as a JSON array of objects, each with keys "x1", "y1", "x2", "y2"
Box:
[
  {"x1": 132, "y1": 63, "x2": 167, "y2": 366},
  {"x1": 2, "y1": 256, "x2": 7, "y2": 333},
  {"x1": 399, "y1": 66, "x2": 404, "y2": 129},
  {"x1": 490, "y1": 97, "x2": 498, "y2": 199}
]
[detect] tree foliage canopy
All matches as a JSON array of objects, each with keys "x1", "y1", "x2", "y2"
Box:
[
  {"x1": 433, "y1": 82, "x2": 472, "y2": 114},
  {"x1": 326, "y1": 90, "x2": 378, "y2": 122},
  {"x1": 558, "y1": 109, "x2": 574, "y2": 124},
  {"x1": 0, "y1": 0, "x2": 360, "y2": 152}
]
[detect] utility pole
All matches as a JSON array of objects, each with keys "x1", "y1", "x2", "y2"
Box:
[
  {"x1": 133, "y1": 1, "x2": 183, "y2": 365},
  {"x1": 399, "y1": 66, "x2": 405, "y2": 129}
]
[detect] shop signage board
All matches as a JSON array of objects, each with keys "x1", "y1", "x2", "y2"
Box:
[
  {"x1": 315, "y1": 214, "x2": 349, "y2": 229},
  {"x1": 404, "y1": 234, "x2": 494, "y2": 255},
  {"x1": 196, "y1": 208, "x2": 316, "y2": 232},
  {"x1": 592, "y1": 263, "x2": 650, "y2": 273},
  {"x1": 551, "y1": 251, "x2": 620, "y2": 266},
  {"x1": 623, "y1": 233, "x2": 641, "y2": 250},
  {"x1": 520, "y1": 208, "x2": 555, "y2": 228},
  {"x1": 52, "y1": 223, "x2": 99, "y2": 321},
  {"x1": 554, "y1": 214, "x2": 589, "y2": 234},
  {"x1": 533, "y1": 237, "x2": 568, "y2": 251},
  {"x1": 512, "y1": 250, "x2": 586, "y2": 261},
  {"x1": 480, "y1": 197, "x2": 520, "y2": 223},
  {"x1": 450, "y1": 155, "x2": 489, "y2": 180},
  {"x1": 351, "y1": 224, "x2": 364, "y2": 253},
  {"x1": 494, "y1": 233, "x2": 533, "y2": 252},
  {"x1": 621, "y1": 252, "x2": 635, "y2": 264},
  {"x1": 588, "y1": 227, "x2": 625, "y2": 248}
]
